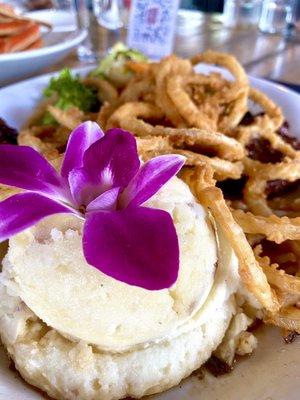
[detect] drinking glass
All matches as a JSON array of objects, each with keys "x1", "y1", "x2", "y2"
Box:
[
  {"x1": 74, "y1": 0, "x2": 128, "y2": 62},
  {"x1": 258, "y1": 0, "x2": 296, "y2": 34},
  {"x1": 73, "y1": 0, "x2": 105, "y2": 62},
  {"x1": 93, "y1": 0, "x2": 125, "y2": 29},
  {"x1": 223, "y1": 0, "x2": 262, "y2": 27}
]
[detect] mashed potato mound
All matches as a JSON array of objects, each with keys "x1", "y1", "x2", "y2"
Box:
[{"x1": 0, "y1": 178, "x2": 240, "y2": 400}]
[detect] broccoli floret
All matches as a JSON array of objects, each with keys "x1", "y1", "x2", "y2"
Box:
[{"x1": 42, "y1": 69, "x2": 99, "y2": 125}]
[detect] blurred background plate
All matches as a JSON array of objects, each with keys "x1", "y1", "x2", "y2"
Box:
[
  {"x1": 27, "y1": 9, "x2": 77, "y2": 32},
  {"x1": 0, "y1": 10, "x2": 85, "y2": 87}
]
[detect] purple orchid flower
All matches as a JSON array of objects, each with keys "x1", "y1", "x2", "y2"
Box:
[{"x1": 0, "y1": 122, "x2": 185, "y2": 290}]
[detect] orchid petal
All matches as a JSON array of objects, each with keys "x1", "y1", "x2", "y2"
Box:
[
  {"x1": 120, "y1": 155, "x2": 185, "y2": 208},
  {"x1": 86, "y1": 187, "x2": 121, "y2": 212},
  {"x1": 82, "y1": 128, "x2": 140, "y2": 190},
  {"x1": 61, "y1": 121, "x2": 104, "y2": 180},
  {"x1": 0, "y1": 145, "x2": 62, "y2": 196},
  {"x1": 83, "y1": 207, "x2": 179, "y2": 290},
  {"x1": 0, "y1": 192, "x2": 73, "y2": 242},
  {"x1": 68, "y1": 168, "x2": 121, "y2": 209},
  {"x1": 68, "y1": 167, "x2": 93, "y2": 207}
]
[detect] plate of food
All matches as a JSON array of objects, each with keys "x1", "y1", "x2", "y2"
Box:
[
  {"x1": 0, "y1": 45, "x2": 299, "y2": 400},
  {"x1": 0, "y1": 4, "x2": 85, "y2": 86}
]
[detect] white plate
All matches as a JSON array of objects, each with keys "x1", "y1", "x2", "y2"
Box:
[
  {"x1": 0, "y1": 10, "x2": 85, "y2": 87},
  {"x1": 0, "y1": 69, "x2": 299, "y2": 400},
  {"x1": 27, "y1": 9, "x2": 77, "y2": 33}
]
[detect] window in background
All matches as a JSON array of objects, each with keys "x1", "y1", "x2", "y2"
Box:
[{"x1": 181, "y1": 0, "x2": 224, "y2": 13}]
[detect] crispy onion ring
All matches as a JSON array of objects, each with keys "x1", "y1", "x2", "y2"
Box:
[
  {"x1": 269, "y1": 197, "x2": 300, "y2": 213},
  {"x1": 147, "y1": 152, "x2": 242, "y2": 180},
  {"x1": 166, "y1": 73, "x2": 217, "y2": 130},
  {"x1": 275, "y1": 290, "x2": 300, "y2": 309},
  {"x1": 120, "y1": 76, "x2": 155, "y2": 103},
  {"x1": 151, "y1": 127, "x2": 244, "y2": 161},
  {"x1": 186, "y1": 73, "x2": 239, "y2": 103},
  {"x1": 233, "y1": 209, "x2": 300, "y2": 243},
  {"x1": 97, "y1": 101, "x2": 119, "y2": 129},
  {"x1": 136, "y1": 136, "x2": 243, "y2": 180},
  {"x1": 249, "y1": 88, "x2": 284, "y2": 131},
  {"x1": 107, "y1": 102, "x2": 245, "y2": 161},
  {"x1": 169, "y1": 73, "x2": 246, "y2": 132},
  {"x1": 47, "y1": 105, "x2": 82, "y2": 130},
  {"x1": 154, "y1": 56, "x2": 191, "y2": 127},
  {"x1": 184, "y1": 165, "x2": 279, "y2": 313},
  {"x1": 219, "y1": 91, "x2": 249, "y2": 133},
  {"x1": 254, "y1": 245, "x2": 300, "y2": 296},
  {"x1": 243, "y1": 158, "x2": 300, "y2": 216},
  {"x1": 191, "y1": 50, "x2": 248, "y2": 86},
  {"x1": 106, "y1": 102, "x2": 164, "y2": 135},
  {"x1": 237, "y1": 125, "x2": 298, "y2": 159},
  {"x1": 136, "y1": 136, "x2": 172, "y2": 154},
  {"x1": 264, "y1": 306, "x2": 300, "y2": 333},
  {"x1": 235, "y1": 113, "x2": 274, "y2": 136},
  {"x1": 82, "y1": 77, "x2": 118, "y2": 104},
  {"x1": 178, "y1": 153, "x2": 243, "y2": 180},
  {"x1": 18, "y1": 128, "x2": 58, "y2": 159},
  {"x1": 191, "y1": 50, "x2": 249, "y2": 130}
]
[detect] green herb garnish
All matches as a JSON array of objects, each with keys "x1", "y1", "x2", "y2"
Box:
[
  {"x1": 42, "y1": 68, "x2": 99, "y2": 125},
  {"x1": 90, "y1": 43, "x2": 148, "y2": 86}
]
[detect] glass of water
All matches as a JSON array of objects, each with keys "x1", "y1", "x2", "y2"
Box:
[
  {"x1": 223, "y1": 0, "x2": 263, "y2": 28},
  {"x1": 74, "y1": 0, "x2": 129, "y2": 62},
  {"x1": 93, "y1": 0, "x2": 121, "y2": 30},
  {"x1": 258, "y1": 0, "x2": 296, "y2": 34},
  {"x1": 73, "y1": 0, "x2": 99, "y2": 62}
]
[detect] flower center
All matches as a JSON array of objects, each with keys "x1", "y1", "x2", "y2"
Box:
[
  {"x1": 100, "y1": 167, "x2": 113, "y2": 192},
  {"x1": 79, "y1": 204, "x2": 87, "y2": 214}
]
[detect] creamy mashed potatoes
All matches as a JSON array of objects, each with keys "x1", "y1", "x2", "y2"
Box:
[{"x1": 0, "y1": 178, "x2": 240, "y2": 400}]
